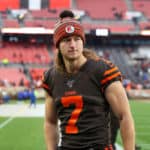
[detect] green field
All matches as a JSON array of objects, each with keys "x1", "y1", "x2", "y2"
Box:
[
  {"x1": 0, "y1": 100, "x2": 150, "y2": 150},
  {"x1": 0, "y1": 117, "x2": 45, "y2": 150},
  {"x1": 117, "y1": 100, "x2": 150, "y2": 150}
]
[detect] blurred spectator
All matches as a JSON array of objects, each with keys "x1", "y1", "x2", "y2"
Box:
[
  {"x1": 19, "y1": 78, "x2": 25, "y2": 86},
  {"x1": 29, "y1": 88, "x2": 36, "y2": 108},
  {"x1": 2, "y1": 90, "x2": 11, "y2": 103}
]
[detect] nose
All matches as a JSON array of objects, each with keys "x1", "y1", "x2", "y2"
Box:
[{"x1": 69, "y1": 39, "x2": 76, "y2": 48}]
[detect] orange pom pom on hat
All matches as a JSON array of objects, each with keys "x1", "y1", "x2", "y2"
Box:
[{"x1": 53, "y1": 10, "x2": 85, "y2": 48}]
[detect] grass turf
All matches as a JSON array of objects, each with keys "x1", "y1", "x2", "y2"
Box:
[
  {"x1": 117, "y1": 100, "x2": 150, "y2": 150},
  {"x1": 0, "y1": 117, "x2": 45, "y2": 150}
]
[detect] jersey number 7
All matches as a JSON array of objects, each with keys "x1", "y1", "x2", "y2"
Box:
[{"x1": 61, "y1": 95, "x2": 83, "y2": 134}]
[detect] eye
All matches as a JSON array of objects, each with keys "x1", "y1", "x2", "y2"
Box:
[
  {"x1": 74, "y1": 36, "x2": 81, "y2": 41},
  {"x1": 62, "y1": 37, "x2": 71, "y2": 42}
]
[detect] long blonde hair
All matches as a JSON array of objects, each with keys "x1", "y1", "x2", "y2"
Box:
[{"x1": 54, "y1": 48, "x2": 100, "y2": 73}]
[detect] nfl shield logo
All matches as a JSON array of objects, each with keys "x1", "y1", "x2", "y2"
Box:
[
  {"x1": 65, "y1": 25, "x2": 75, "y2": 33},
  {"x1": 66, "y1": 79, "x2": 75, "y2": 88}
]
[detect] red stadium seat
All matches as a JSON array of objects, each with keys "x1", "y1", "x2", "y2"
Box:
[
  {"x1": 76, "y1": 0, "x2": 127, "y2": 20},
  {"x1": 0, "y1": 42, "x2": 51, "y2": 64},
  {"x1": 133, "y1": 0, "x2": 150, "y2": 19},
  {"x1": 0, "y1": 68, "x2": 28, "y2": 86}
]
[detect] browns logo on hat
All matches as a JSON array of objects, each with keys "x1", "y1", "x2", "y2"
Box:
[{"x1": 53, "y1": 10, "x2": 85, "y2": 48}]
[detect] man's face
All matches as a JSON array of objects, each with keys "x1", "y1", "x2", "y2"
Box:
[{"x1": 59, "y1": 35, "x2": 84, "y2": 61}]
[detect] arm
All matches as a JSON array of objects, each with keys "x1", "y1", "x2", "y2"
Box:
[
  {"x1": 44, "y1": 92, "x2": 58, "y2": 150},
  {"x1": 105, "y1": 81, "x2": 135, "y2": 150}
]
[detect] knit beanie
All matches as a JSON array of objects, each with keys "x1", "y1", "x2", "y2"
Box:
[{"x1": 53, "y1": 10, "x2": 85, "y2": 48}]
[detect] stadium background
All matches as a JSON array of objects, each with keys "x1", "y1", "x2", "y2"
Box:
[{"x1": 0, "y1": 0, "x2": 150, "y2": 150}]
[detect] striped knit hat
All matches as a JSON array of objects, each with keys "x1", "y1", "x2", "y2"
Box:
[{"x1": 53, "y1": 10, "x2": 85, "y2": 48}]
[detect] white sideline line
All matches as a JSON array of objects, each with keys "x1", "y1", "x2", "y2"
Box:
[
  {"x1": 0, "y1": 104, "x2": 28, "y2": 129},
  {"x1": 0, "y1": 104, "x2": 44, "y2": 117},
  {"x1": 0, "y1": 117, "x2": 14, "y2": 129}
]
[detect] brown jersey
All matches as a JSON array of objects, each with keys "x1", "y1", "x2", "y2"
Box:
[{"x1": 42, "y1": 59, "x2": 122, "y2": 149}]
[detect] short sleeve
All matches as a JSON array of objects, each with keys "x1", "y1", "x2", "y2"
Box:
[
  {"x1": 41, "y1": 67, "x2": 55, "y2": 96},
  {"x1": 99, "y1": 58, "x2": 122, "y2": 92}
]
